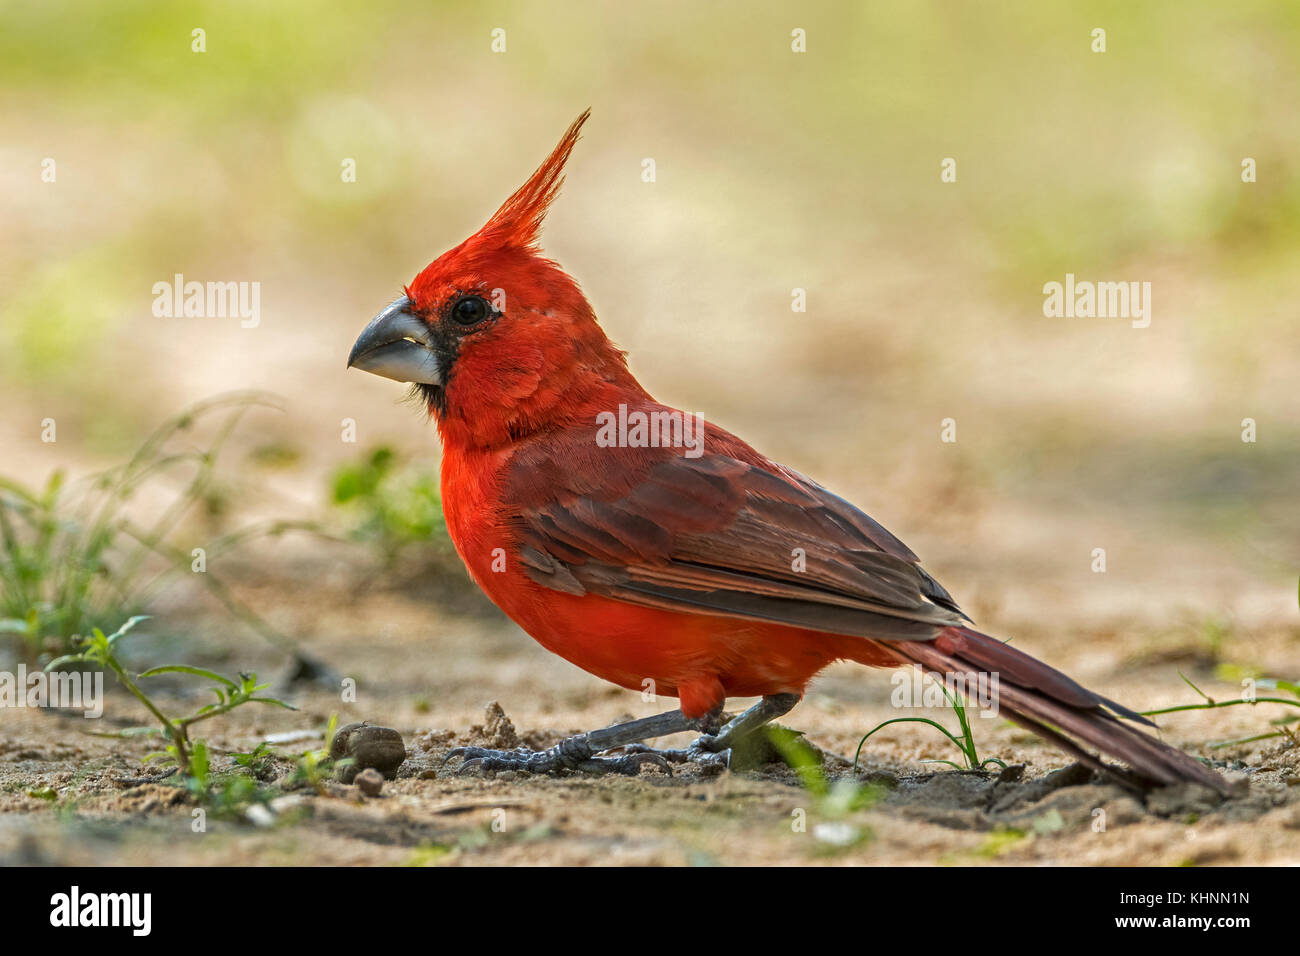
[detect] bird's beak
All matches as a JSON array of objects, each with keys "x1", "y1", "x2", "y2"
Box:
[{"x1": 347, "y1": 296, "x2": 443, "y2": 385}]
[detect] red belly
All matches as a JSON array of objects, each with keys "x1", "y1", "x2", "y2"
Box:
[
  {"x1": 440, "y1": 456, "x2": 899, "y2": 717},
  {"x1": 485, "y1": 576, "x2": 900, "y2": 717}
]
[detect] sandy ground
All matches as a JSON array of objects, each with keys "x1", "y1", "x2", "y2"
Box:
[{"x1": 1, "y1": 552, "x2": 1296, "y2": 868}]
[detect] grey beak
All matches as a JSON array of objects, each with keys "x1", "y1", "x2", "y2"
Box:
[{"x1": 347, "y1": 296, "x2": 443, "y2": 385}]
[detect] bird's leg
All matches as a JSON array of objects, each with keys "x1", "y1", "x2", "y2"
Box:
[
  {"x1": 704, "y1": 692, "x2": 801, "y2": 751},
  {"x1": 444, "y1": 707, "x2": 721, "y2": 776},
  {"x1": 622, "y1": 693, "x2": 801, "y2": 768}
]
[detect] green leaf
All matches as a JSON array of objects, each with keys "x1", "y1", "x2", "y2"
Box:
[
  {"x1": 1178, "y1": 671, "x2": 1213, "y2": 703},
  {"x1": 188, "y1": 740, "x2": 210, "y2": 782},
  {"x1": 105, "y1": 615, "x2": 150, "y2": 646},
  {"x1": 138, "y1": 664, "x2": 238, "y2": 688},
  {"x1": 1274, "y1": 679, "x2": 1300, "y2": 698},
  {"x1": 247, "y1": 696, "x2": 298, "y2": 710},
  {"x1": 766, "y1": 726, "x2": 827, "y2": 796},
  {"x1": 84, "y1": 727, "x2": 161, "y2": 739},
  {"x1": 44, "y1": 654, "x2": 86, "y2": 672},
  {"x1": 232, "y1": 742, "x2": 270, "y2": 767}
]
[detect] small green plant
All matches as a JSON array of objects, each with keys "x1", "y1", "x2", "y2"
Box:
[
  {"x1": 230, "y1": 742, "x2": 275, "y2": 778},
  {"x1": 766, "y1": 727, "x2": 880, "y2": 853},
  {"x1": 975, "y1": 826, "x2": 1028, "y2": 858},
  {"x1": 767, "y1": 726, "x2": 880, "y2": 815},
  {"x1": 167, "y1": 739, "x2": 273, "y2": 816},
  {"x1": 854, "y1": 680, "x2": 1007, "y2": 772},
  {"x1": 46, "y1": 616, "x2": 296, "y2": 785},
  {"x1": 330, "y1": 446, "x2": 447, "y2": 565},
  {"x1": 0, "y1": 393, "x2": 312, "y2": 658},
  {"x1": 403, "y1": 842, "x2": 455, "y2": 866},
  {"x1": 288, "y1": 713, "x2": 348, "y2": 793},
  {"x1": 1142, "y1": 673, "x2": 1300, "y2": 750}
]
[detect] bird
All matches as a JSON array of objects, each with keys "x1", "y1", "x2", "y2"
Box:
[{"x1": 347, "y1": 110, "x2": 1229, "y2": 795}]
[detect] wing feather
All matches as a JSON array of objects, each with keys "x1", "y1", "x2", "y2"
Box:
[{"x1": 504, "y1": 438, "x2": 967, "y2": 639}]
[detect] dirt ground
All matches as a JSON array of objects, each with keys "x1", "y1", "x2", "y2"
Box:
[{"x1": 1, "y1": 551, "x2": 1296, "y2": 868}]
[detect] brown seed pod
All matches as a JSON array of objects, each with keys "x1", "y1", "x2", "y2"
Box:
[{"x1": 330, "y1": 722, "x2": 407, "y2": 782}]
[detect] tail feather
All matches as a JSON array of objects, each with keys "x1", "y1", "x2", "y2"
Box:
[{"x1": 886, "y1": 626, "x2": 1231, "y2": 796}]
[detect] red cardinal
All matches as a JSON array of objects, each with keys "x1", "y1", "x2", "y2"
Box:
[{"x1": 349, "y1": 111, "x2": 1227, "y2": 793}]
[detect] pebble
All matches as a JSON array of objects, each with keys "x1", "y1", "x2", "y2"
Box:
[{"x1": 355, "y1": 768, "x2": 385, "y2": 797}]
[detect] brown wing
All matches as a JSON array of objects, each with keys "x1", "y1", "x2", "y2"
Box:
[
  {"x1": 501, "y1": 429, "x2": 1228, "y2": 792},
  {"x1": 504, "y1": 442, "x2": 968, "y2": 642}
]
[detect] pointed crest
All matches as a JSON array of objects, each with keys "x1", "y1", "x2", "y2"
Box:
[{"x1": 476, "y1": 109, "x2": 590, "y2": 251}]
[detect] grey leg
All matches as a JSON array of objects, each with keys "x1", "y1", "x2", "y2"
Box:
[
  {"x1": 623, "y1": 693, "x2": 802, "y2": 768},
  {"x1": 704, "y1": 692, "x2": 801, "y2": 751},
  {"x1": 444, "y1": 706, "x2": 721, "y2": 776}
]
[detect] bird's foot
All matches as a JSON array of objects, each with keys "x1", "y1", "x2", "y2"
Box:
[
  {"x1": 619, "y1": 735, "x2": 731, "y2": 770},
  {"x1": 444, "y1": 735, "x2": 673, "y2": 777}
]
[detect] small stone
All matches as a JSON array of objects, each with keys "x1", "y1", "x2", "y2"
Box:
[
  {"x1": 269, "y1": 794, "x2": 312, "y2": 817},
  {"x1": 330, "y1": 722, "x2": 407, "y2": 782},
  {"x1": 813, "y1": 822, "x2": 862, "y2": 847},
  {"x1": 355, "y1": 768, "x2": 385, "y2": 797}
]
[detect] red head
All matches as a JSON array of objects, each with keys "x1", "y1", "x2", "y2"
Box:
[{"x1": 347, "y1": 110, "x2": 645, "y2": 450}]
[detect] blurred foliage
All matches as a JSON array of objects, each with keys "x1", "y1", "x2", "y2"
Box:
[
  {"x1": 330, "y1": 446, "x2": 448, "y2": 565},
  {"x1": 0, "y1": 395, "x2": 298, "y2": 659},
  {"x1": 0, "y1": 245, "x2": 132, "y2": 380},
  {"x1": 1142, "y1": 673, "x2": 1300, "y2": 752},
  {"x1": 247, "y1": 442, "x2": 303, "y2": 470},
  {"x1": 6, "y1": 1, "x2": 1298, "y2": 274}
]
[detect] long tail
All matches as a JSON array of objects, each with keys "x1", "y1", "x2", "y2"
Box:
[{"x1": 884, "y1": 626, "x2": 1232, "y2": 795}]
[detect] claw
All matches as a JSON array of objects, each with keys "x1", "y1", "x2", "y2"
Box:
[
  {"x1": 597, "y1": 751, "x2": 673, "y2": 776},
  {"x1": 444, "y1": 746, "x2": 540, "y2": 774},
  {"x1": 693, "y1": 734, "x2": 724, "y2": 753},
  {"x1": 439, "y1": 743, "x2": 680, "y2": 777},
  {"x1": 438, "y1": 724, "x2": 733, "y2": 777},
  {"x1": 620, "y1": 743, "x2": 692, "y2": 764},
  {"x1": 612, "y1": 741, "x2": 729, "y2": 770},
  {"x1": 443, "y1": 746, "x2": 501, "y2": 767}
]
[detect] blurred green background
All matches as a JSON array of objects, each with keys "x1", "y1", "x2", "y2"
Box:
[{"x1": 1, "y1": 0, "x2": 1297, "y2": 634}]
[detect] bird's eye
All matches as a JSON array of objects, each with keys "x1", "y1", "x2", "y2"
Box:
[{"x1": 451, "y1": 295, "x2": 489, "y2": 326}]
